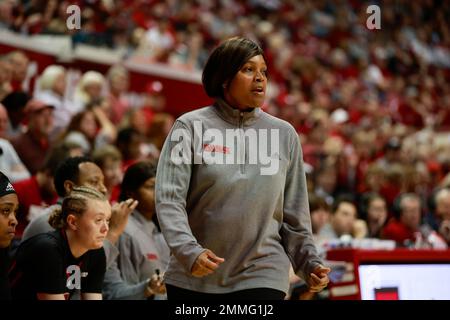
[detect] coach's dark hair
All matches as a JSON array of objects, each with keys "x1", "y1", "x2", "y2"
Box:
[
  {"x1": 202, "y1": 37, "x2": 265, "y2": 99},
  {"x1": 53, "y1": 156, "x2": 92, "y2": 197}
]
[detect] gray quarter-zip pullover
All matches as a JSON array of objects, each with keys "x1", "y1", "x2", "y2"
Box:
[{"x1": 156, "y1": 99, "x2": 323, "y2": 294}]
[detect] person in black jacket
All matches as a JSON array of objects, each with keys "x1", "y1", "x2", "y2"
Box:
[{"x1": 0, "y1": 171, "x2": 19, "y2": 300}]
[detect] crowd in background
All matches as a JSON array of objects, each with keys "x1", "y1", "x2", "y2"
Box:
[{"x1": 0, "y1": 0, "x2": 450, "y2": 299}]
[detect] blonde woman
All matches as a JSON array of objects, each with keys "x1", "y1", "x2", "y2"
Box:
[
  {"x1": 73, "y1": 71, "x2": 106, "y2": 112},
  {"x1": 35, "y1": 65, "x2": 75, "y2": 138},
  {"x1": 10, "y1": 186, "x2": 111, "y2": 300}
]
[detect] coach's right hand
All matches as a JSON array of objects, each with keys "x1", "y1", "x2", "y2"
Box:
[{"x1": 191, "y1": 249, "x2": 225, "y2": 277}]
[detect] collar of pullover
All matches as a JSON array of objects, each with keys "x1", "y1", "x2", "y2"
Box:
[{"x1": 213, "y1": 98, "x2": 262, "y2": 126}]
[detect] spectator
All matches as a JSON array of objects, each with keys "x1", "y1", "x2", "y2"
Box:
[
  {"x1": 34, "y1": 65, "x2": 76, "y2": 139},
  {"x1": 73, "y1": 71, "x2": 105, "y2": 112},
  {"x1": 5, "y1": 51, "x2": 29, "y2": 93},
  {"x1": 314, "y1": 160, "x2": 338, "y2": 206},
  {"x1": 92, "y1": 145, "x2": 123, "y2": 202},
  {"x1": 9, "y1": 186, "x2": 111, "y2": 300},
  {"x1": 426, "y1": 188, "x2": 450, "y2": 230},
  {"x1": 0, "y1": 171, "x2": 18, "y2": 300},
  {"x1": 136, "y1": 18, "x2": 175, "y2": 63},
  {"x1": 21, "y1": 156, "x2": 108, "y2": 241},
  {"x1": 21, "y1": 156, "x2": 137, "y2": 271},
  {"x1": 382, "y1": 193, "x2": 423, "y2": 246},
  {"x1": 0, "y1": 56, "x2": 13, "y2": 102},
  {"x1": 0, "y1": 103, "x2": 10, "y2": 140},
  {"x1": 1, "y1": 91, "x2": 30, "y2": 138},
  {"x1": 147, "y1": 112, "x2": 174, "y2": 152},
  {"x1": 376, "y1": 137, "x2": 403, "y2": 170},
  {"x1": 318, "y1": 196, "x2": 357, "y2": 240},
  {"x1": 11, "y1": 99, "x2": 54, "y2": 175},
  {"x1": 309, "y1": 193, "x2": 330, "y2": 235},
  {"x1": 62, "y1": 101, "x2": 117, "y2": 154},
  {"x1": 12, "y1": 146, "x2": 65, "y2": 239},
  {"x1": 103, "y1": 161, "x2": 169, "y2": 300},
  {"x1": 116, "y1": 127, "x2": 145, "y2": 172},
  {"x1": 359, "y1": 193, "x2": 388, "y2": 239},
  {"x1": 0, "y1": 137, "x2": 30, "y2": 183},
  {"x1": 106, "y1": 65, "x2": 130, "y2": 125}
]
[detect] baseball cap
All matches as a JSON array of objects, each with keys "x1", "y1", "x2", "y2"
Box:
[{"x1": 0, "y1": 171, "x2": 16, "y2": 198}]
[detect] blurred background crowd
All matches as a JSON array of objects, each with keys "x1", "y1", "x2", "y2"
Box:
[{"x1": 1, "y1": 0, "x2": 450, "y2": 252}]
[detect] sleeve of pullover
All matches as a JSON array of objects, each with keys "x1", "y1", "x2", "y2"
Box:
[
  {"x1": 103, "y1": 259, "x2": 147, "y2": 300},
  {"x1": 155, "y1": 120, "x2": 205, "y2": 273},
  {"x1": 280, "y1": 130, "x2": 324, "y2": 280}
]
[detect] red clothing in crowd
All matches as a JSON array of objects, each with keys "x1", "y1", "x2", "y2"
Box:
[
  {"x1": 12, "y1": 176, "x2": 58, "y2": 238},
  {"x1": 382, "y1": 218, "x2": 418, "y2": 245},
  {"x1": 11, "y1": 131, "x2": 50, "y2": 175}
]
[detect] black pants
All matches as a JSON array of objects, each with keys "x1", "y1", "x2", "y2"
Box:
[{"x1": 166, "y1": 284, "x2": 285, "y2": 301}]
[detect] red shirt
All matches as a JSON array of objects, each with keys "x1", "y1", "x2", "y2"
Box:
[
  {"x1": 382, "y1": 218, "x2": 418, "y2": 246},
  {"x1": 13, "y1": 176, "x2": 58, "y2": 238}
]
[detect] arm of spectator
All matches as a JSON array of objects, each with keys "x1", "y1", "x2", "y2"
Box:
[
  {"x1": 81, "y1": 293, "x2": 102, "y2": 300},
  {"x1": 103, "y1": 259, "x2": 148, "y2": 300},
  {"x1": 352, "y1": 219, "x2": 368, "y2": 239},
  {"x1": 92, "y1": 105, "x2": 117, "y2": 143},
  {"x1": 36, "y1": 293, "x2": 66, "y2": 300},
  {"x1": 102, "y1": 239, "x2": 119, "y2": 270},
  {"x1": 106, "y1": 198, "x2": 138, "y2": 245}
]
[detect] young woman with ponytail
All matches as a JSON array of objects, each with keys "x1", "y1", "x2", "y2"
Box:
[{"x1": 9, "y1": 186, "x2": 111, "y2": 300}]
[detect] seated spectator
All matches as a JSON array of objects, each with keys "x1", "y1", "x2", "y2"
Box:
[
  {"x1": 359, "y1": 193, "x2": 388, "y2": 238},
  {"x1": 106, "y1": 65, "x2": 130, "y2": 125},
  {"x1": 5, "y1": 51, "x2": 29, "y2": 93},
  {"x1": 439, "y1": 219, "x2": 450, "y2": 246},
  {"x1": 309, "y1": 193, "x2": 330, "y2": 235},
  {"x1": 62, "y1": 101, "x2": 116, "y2": 154},
  {"x1": 318, "y1": 195, "x2": 357, "y2": 240},
  {"x1": 9, "y1": 186, "x2": 111, "y2": 300},
  {"x1": 73, "y1": 71, "x2": 106, "y2": 112},
  {"x1": 382, "y1": 193, "x2": 423, "y2": 246},
  {"x1": 12, "y1": 146, "x2": 65, "y2": 239},
  {"x1": 12, "y1": 141, "x2": 84, "y2": 236},
  {"x1": 0, "y1": 137, "x2": 30, "y2": 183},
  {"x1": 1, "y1": 91, "x2": 30, "y2": 138},
  {"x1": 0, "y1": 103, "x2": 10, "y2": 140},
  {"x1": 0, "y1": 172, "x2": 19, "y2": 300},
  {"x1": 92, "y1": 145, "x2": 123, "y2": 202},
  {"x1": 11, "y1": 99, "x2": 54, "y2": 175},
  {"x1": 0, "y1": 56, "x2": 13, "y2": 102},
  {"x1": 34, "y1": 65, "x2": 76, "y2": 139},
  {"x1": 428, "y1": 188, "x2": 450, "y2": 245},
  {"x1": 21, "y1": 156, "x2": 137, "y2": 271},
  {"x1": 426, "y1": 187, "x2": 450, "y2": 231},
  {"x1": 313, "y1": 160, "x2": 338, "y2": 206},
  {"x1": 103, "y1": 161, "x2": 168, "y2": 300},
  {"x1": 147, "y1": 112, "x2": 174, "y2": 152},
  {"x1": 0, "y1": 98, "x2": 35, "y2": 190},
  {"x1": 116, "y1": 128, "x2": 145, "y2": 172}
]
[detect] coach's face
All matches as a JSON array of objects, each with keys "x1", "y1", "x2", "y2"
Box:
[{"x1": 223, "y1": 55, "x2": 267, "y2": 110}]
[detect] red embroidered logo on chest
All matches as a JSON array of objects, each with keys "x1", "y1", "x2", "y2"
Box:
[
  {"x1": 146, "y1": 253, "x2": 159, "y2": 260},
  {"x1": 203, "y1": 144, "x2": 230, "y2": 154}
]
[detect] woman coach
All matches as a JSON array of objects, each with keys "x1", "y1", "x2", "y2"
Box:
[{"x1": 156, "y1": 37, "x2": 329, "y2": 300}]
